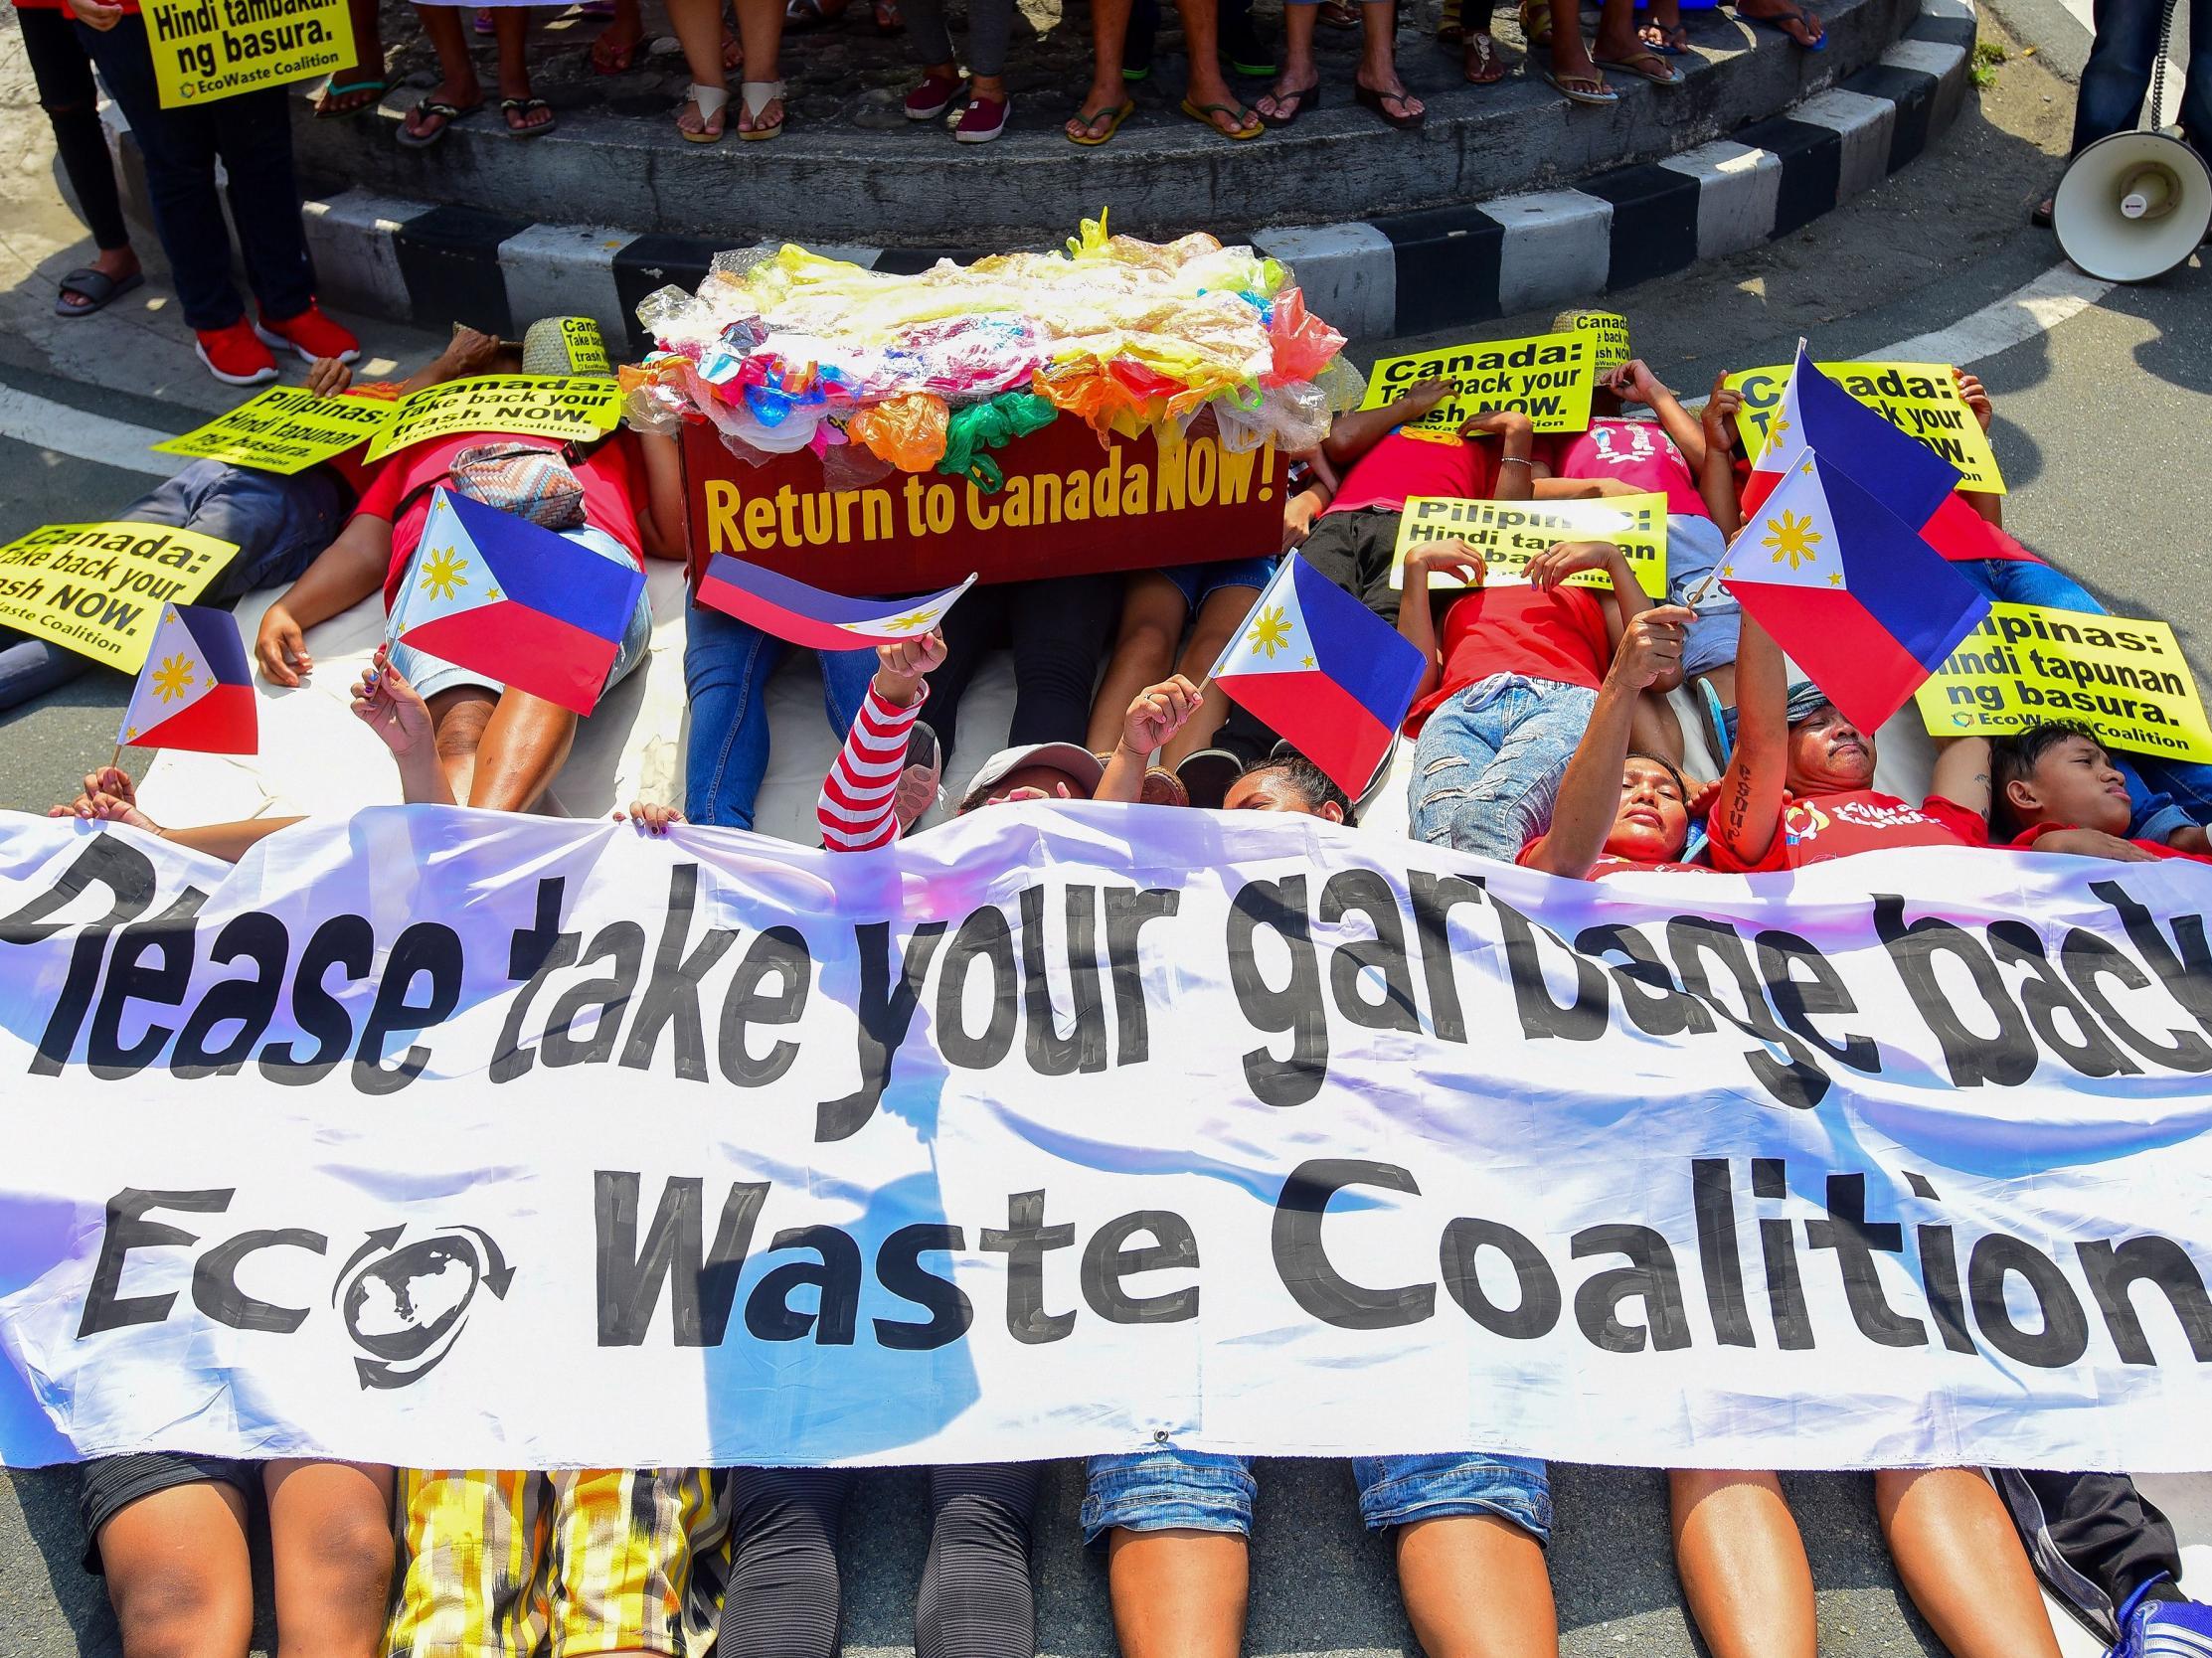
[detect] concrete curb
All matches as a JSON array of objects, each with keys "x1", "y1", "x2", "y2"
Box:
[{"x1": 107, "y1": 0, "x2": 1975, "y2": 346}]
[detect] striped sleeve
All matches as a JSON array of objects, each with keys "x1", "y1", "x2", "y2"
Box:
[{"x1": 819, "y1": 681, "x2": 927, "y2": 853}]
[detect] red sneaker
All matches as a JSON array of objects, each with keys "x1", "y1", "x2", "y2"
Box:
[
  {"x1": 194, "y1": 319, "x2": 279, "y2": 387},
  {"x1": 954, "y1": 95, "x2": 1008, "y2": 142},
  {"x1": 905, "y1": 70, "x2": 960, "y2": 120},
  {"x1": 254, "y1": 302, "x2": 360, "y2": 365}
]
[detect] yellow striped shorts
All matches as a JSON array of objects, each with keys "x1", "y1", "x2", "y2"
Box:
[{"x1": 383, "y1": 1468, "x2": 730, "y2": 1658}]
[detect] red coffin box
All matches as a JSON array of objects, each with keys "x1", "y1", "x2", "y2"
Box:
[{"x1": 681, "y1": 414, "x2": 1286, "y2": 595}]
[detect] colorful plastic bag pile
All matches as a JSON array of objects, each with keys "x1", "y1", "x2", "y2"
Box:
[{"x1": 619, "y1": 213, "x2": 1364, "y2": 489}]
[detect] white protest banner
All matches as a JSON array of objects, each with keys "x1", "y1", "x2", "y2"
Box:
[{"x1": 1, "y1": 807, "x2": 2209, "y2": 1473}]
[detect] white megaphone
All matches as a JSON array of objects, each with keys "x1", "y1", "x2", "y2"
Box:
[{"x1": 2053, "y1": 128, "x2": 2212, "y2": 282}]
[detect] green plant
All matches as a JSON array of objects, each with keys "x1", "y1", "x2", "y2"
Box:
[{"x1": 1970, "y1": 38, "x2": 2006, "y2": 88}]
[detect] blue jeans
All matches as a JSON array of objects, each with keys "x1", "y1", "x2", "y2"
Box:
[
  {"x1": 683, "y1": 602, "x2": 876, "y2": 830},
  {"x1": 1955, "y1": 556, "x2": 2212, "y2": 836},
  {"x1": 75, "y1": 13, "x2": 314, "y2": 332},
  {"x1": 1410, "y1": 674, "x2": 1601, "y2": 860},
  {"x1": 2071, "y1": 0, "x2": 2210, "y2": 156},
  {"x1": 1161, "y1": 557, "x2": 1278, "y2": 613},
  {"x1": 1667, "y1": 515, "x2": 1740, "y2": 678},
  {"x1": 1081, "y1": 1447, "x2": 1551, "y2": 1545},
  {"x1": 0, "y1": 459, "x2": 350, "y2": 713}
]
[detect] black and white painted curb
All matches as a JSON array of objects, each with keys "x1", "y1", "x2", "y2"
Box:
[{"x1": 111, "y1": 0, "x2": 1973, "y2": 347}]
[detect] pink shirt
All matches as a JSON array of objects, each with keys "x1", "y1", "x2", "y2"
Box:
[{"x1": 1543, "y1": 418, "x2": 1706, "y2": 518}]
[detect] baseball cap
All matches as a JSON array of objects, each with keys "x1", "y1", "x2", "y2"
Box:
[
  {"x1": 520, "y1": 316, "x2": 613, "y2": 379},
  {"x1": 958, "y1": 743, "x2": 1106, "y2": 810}
]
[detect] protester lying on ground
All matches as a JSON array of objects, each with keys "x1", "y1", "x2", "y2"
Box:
[
  {"x1": 69, "y1": 0, "x2": 359, "y2": 382},
  {"x1": 76, "y1": 1452, "x2": 393, "y2": 1658},
  {"x1": 1398, "y1": 536, "x2": 1681, "y2": 860},
  {"x1": 1251, "y1": 0, "x2": 1426, "y2": 130},
  {"x1": 1302, "y1": 382, "x2": 1538, "y2": 625},
  {"x1": 255, "y1": 321, "x2": 675, "y2": 815},
  {"x1": 917, "y1": 572, "x2": 1121, "y2": 778},
  {"x1": 1085, "y1": 561, "x2": 1276, "y2": 790},
  {"x1": 1220, "y1": 750, "x2": 1357, "y2": 822},
  {"x1": 1976, "y1": 725, "x2": 2212, "y2": 863},
  {"x1": 1704, "y1": 614, "x2": 1991, "y2": 872},
  {"x1": 1515, "y1": 602, "x2": 1707, "y2": 877},
  {"x1": 1541, "y1": 323, "x2": 1744, "y2": 735},
  {"x1": 1995, "y1": 1471, "x2": 2212, "y2": 1656},
  {"x1": 1066, "y1": 0, "x2": 1263, "y2": 142}
]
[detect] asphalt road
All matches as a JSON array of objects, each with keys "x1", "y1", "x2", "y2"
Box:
[{"x1": 0, "y1": 3, "x2": 2205, "y2": 1652}]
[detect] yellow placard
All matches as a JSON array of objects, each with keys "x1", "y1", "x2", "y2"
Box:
[
  {"x1": 0, "y1": 523, "x2": 241, "y2": 673},
  {"x1": 1361, "y1": 331, "x2": 1598, "y2": 435},
  {"x1": 557, "y1": 317, "x2": 610, "y2": 377},
  {"x1": 363, "y1": 375, "x2": 624, "y2": 463},
  {"x1": 1564, "y1": 310, "x2": 1630, "y2": 372},
  {"x1": 1722, "y1": 360, "x2": 2006, "y2": 495},
  {"x1": 1390, "y1": 493, "x2": 1669, "y2": 597},
  {"x1": 1915, "y1": 601, "x2": 2212, "y2": 762},
  {"x1": 152, "y1": 386, "x2": 397, "y2": 475},
  {"x1": 147, "y1": 0, "x2": 355, "y2": 107}
]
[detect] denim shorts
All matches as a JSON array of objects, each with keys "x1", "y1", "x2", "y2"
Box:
[
  {"x1": 1665, "y1": 513, "x2": 1740, "y2": 678},
  {"x1": 388, "y1": 524, "x2": 653, "y2": 703},
  {"x1": 1081, "y1": 1448, "x2": 1550, "y2": 1546},
  {"x1": 1161, "y1": 556, "x2": 1278, "y2": 613},
  {"x1": 1408, "y1": 673, "x2": 1600, "y2": 861}
]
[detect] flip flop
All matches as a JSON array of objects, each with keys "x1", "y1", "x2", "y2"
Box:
[
  {"x1": 1257, "y1": 80, "x2": 1320, "y2": 126},
  {"x1": 1638, "y1": 17, "x2": 1690, "y2": 51},
  {"x1": 54, "y1": 267, "x2": 142, "y2": 318},
  {"x1": 1066, "y1": 97, "x2": 1135, "y2": 144},
  {"x1": 590, "y1": 30, "x2": 638, "y2": 73},
  {"x1": 678, "y1": 83, "x2": 728, "y2": 141},
  {"x1": 1316, "y1": 0, "x2": 1359, "y2": 26},
  {"x1": 1462, "y1": 32, "x2": 1506, "y2": 82},
  {"x1": 1540, "y1": 65, "x2": 1618, "y2": 103},
  {"x1": 501, "y1": 95, "x2": 557, "y2": 135},
  {"x1": 1179, "y1": 96, "x2": 1264, "y2": 139},
  {"x1": 1356, "y1": 82, "x2": 1426, "y2": 128},
  {"x1": 395, "y1": 96, "x2": 483, "y2": 147},
  {"x1": 1596, "y1": 48, "x2": 1684, "y2": 83},
  {"x1": 738, "y1": 79, "x2": 786, "y2": 139},
  {"x1": 782, "y1": 0, "x2": 844, "y2": 32},
  {"x1": 312, "y1": 75, "x2": 386, "y2": 117},
  {"x1": 1739, "y1": 0, "x2": 1825, "y2": 48}
]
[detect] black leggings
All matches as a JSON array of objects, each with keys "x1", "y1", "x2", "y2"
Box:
[
  {"x1": 19, "y1": 5, "x2": 130, "y2": 252},
  {"x1": 921, "y1": 574, "x2": 1120, "y2": 761},
  {"x1": 719, "y1": 1464, "x2": 1041, "y2": 1658}
]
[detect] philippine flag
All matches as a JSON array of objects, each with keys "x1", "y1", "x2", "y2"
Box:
[
  {"x1": 117, "y1": 602, "x2": 256, "y2": 754},
  {"x1": 1743, "y1": 343, "x2": 1961, "y2": 524},
  {"x1": 1208, "y1": 555, "x2": 1427, "y2": 798},
  {"x1": 1721, "y1": 449, "x2": 1990, "y2": 734},
  {"x1": 394, "y1": 489, "x2": 646, "y2": 716},
  {"x1": 695, "y1": 555, "x2": 977, "y2": 652}
]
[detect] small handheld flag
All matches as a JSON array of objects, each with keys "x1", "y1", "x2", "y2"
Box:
[
  {"x1": 393, "y1": 489, "x2": 647, "y2": 717},
  {"x1": 117, "y1": 602, "x2": 256, "y2": 755},
  {"x1": 1207, "y1": 555, "x2": 1427, "y2": 799},
  {"x1": 695, "y1": 555, "x2": 976, "y2": 652},
  {"x1": 1720, "y1": 448, "x2": 1989, "y2": 734},
  {"x1": 1743, "y1": 343, "x2": 1961, "y2": 521}
]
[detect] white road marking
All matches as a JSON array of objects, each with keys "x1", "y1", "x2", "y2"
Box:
[
  {"x1": 0, "y1": 385, "x2": 176, "y2": 478},
  {"x1": 1876, "y1": 260, "x2": 2116, "y2": 364}
]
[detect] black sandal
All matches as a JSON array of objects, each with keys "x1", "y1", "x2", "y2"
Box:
[
  {"x1": 1259, "y1": 81, "x2": 1321, "y2": 126},
  {"x1": 395, "y1": 95, "x2": 482, "y2": 147},
  {"x1": 501, "y1": 95, "x2": 557, "y2": 136}
]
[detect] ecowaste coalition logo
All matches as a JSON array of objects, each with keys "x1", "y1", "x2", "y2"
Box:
[{"x1": 332, "y1": 1226, "x2": 514, "y2": 1389}]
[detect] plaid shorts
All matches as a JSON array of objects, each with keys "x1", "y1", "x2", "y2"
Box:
[{"x1": 384, "y1": 1468, "x2": 730, "y2": 1658}]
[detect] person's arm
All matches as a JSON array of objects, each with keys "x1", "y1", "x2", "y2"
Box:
[
  {"x1": 634, "y1": 431, "x2": 689, "y2": 561},
  {"x1": 1706, "y1": 611, "x2": 1789, "y2": 868},
  {"x1": 1698, "y1": 376, "x2": 1745, "y2": 537},
  {"x1": 1954, "y1": 368, "x2": 2003, "y2": 527},
  {"x1": 1321, "y1": 378, "x2": 1457, "y2": 468},
  {"x1": 1460, "y1": 410, "x2": 1538, "y2": 501},
  {"x1": 1526, "y1": 539, "x2": 1665, "y2": 682},
  {"x1": 1614, "y1": 361, "x2": 1707, "y2": 469},
  {"x1": 351, "y1": 645, "x2": 453, "y2": 805},
  {"x1": 1397, "y1": 541, "x2": 1485, "y2": 706},
  {"x1": 1521, "y1": 604, "x2": 1695, "y2": 876},
  {"x1": 49, "y1": 786, "x2": 302, "y2": 865},
  {"x1": 820, "y1": 633, "x2": 942, "y2": 851},
  {"x1": 1097, "y1": 676, "x2": 1202, "y2": 803},
  {"x1": 2021, "y1": 827, "x2": 2160, "y2": 862},
  {"x1": 1532, "y1": 475, "x2": 1646, "y2": 500},
  {"x1": 255, "y1": 515, "x2": 393, "y2": 686},
  {"x1": 1931, "y1": 736, "x2": 1991, "y2": 820},
  {"x1": 394, "y1": 327, "x2": 504, "y2": 397}
]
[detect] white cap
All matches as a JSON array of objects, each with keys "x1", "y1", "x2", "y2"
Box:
[{"x1": 958, "y1": 742, "x2": 1106, "y2": 810}]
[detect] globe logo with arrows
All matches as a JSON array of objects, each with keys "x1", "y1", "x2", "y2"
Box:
[{"x1": 331, "y1": 1226, "x2": 513, "y2": 1390}]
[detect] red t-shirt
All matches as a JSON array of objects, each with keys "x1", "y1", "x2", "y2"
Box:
[
  {"x1": 1513, "y1": 846, "x2": 1707, "y2": 879},
  {"x1": 2007, "y1": 823, "x2": 2212, "y2": 864},
  {"x1": 1407, "y1": 584, "x2": 1612, "y2": 734},
  {"x1": 1325, "y1": 430, "x2": 1500, "y2": 518},
  {"x1": 354, "y1": 432, "x2": 646, "y2": 612},
  {"x1": 1709, "y1": 790, "x2": 1987, "y2": 874},
  {"x1": 1540, "y1": 418, "x2": 1706, "y2": 518}
]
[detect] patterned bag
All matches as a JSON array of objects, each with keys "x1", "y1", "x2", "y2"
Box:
[{"x1": 446, "y1": 444, "x2": 588, "y2": 529}]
